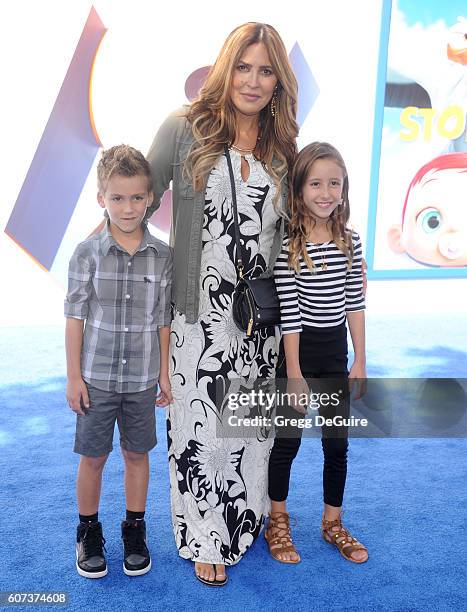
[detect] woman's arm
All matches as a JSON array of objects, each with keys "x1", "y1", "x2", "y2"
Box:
[{"x1": 146, "y1": 108, "x2": 188, "y2": 219}]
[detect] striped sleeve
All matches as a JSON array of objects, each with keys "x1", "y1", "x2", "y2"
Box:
[
  {"x1": 345, "y1": 232, "x2": 365, "y2": 312},
  {"x1": 274, "y1": 240, "x2": 302, "y2": 334}
]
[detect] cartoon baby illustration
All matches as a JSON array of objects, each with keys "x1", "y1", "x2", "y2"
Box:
[
  {"x1": 447, "y1": 16, "x2": 467, "y2": 67},
  {"x1": 388, "y1": 152, "x2": 467, "y2": 267}
]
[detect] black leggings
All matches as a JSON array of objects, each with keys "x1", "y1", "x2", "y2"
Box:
[{"x1": 268, "y1": 324, "x2": 349, "y2": 507}]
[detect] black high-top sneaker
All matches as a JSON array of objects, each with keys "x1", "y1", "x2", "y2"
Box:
[
  {"x1": 76, "y1": 521, "x2": 108, "y2": 578},
  {"x1": 121, "y1": 519, "x2": 151, "y2": 576}
]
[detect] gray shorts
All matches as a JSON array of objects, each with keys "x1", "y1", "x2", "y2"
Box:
[{"x1": 74, "y1": 384, "x2": 157, "y2": 457}]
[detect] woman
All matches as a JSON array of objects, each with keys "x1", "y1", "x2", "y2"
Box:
[{"x1": 146, "y1": 22, "x2": 298, "y2": 585}]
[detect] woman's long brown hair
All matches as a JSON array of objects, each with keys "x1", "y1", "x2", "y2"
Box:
[{"x1": 184, "y1": 22, "x2": 299, "y2": 210}]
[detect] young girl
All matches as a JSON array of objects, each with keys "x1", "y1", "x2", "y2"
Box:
[{"x1": 265, "y1": 142, "x2": 368, "y2": 564}]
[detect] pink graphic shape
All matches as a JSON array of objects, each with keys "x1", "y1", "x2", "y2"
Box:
[
  {"x1": 185, "y1": 66, "x2": 211, "y2": 101},
  {"x1": 148, "y1": 190, "x2": 171, "y2": 235}
]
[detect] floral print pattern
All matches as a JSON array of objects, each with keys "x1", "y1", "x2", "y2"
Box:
[{"x1": 167, "y1": 151, "x2": 280, "y2": 565}]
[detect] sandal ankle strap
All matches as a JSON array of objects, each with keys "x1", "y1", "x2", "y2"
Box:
[{"x1": 322, "y1": 514, "x2": 342, "y2": 530}]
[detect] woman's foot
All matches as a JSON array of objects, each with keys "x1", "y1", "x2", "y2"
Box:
[
  {"x1": 194, "y1": 562, "x2": 227, "y2": 586},
  {"x1": 265, "y1": 512, "x2": 301, "y2": 564},
  {"x1": 321, "y1": 513, "x2": 368, "y2": 563}
]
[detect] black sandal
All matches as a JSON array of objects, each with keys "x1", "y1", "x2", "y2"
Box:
[{"x1": 195, "y1": 563, "x2": 228, "y2": 587}]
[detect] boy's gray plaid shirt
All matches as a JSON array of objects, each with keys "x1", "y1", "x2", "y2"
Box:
[{"x1": 64, "y1": 223, "x2": 173, "y2": 393}]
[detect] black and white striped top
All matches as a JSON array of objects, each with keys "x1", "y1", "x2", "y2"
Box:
[{"x1": 273, "y1": 232, "x2": 365, "y2": 334}]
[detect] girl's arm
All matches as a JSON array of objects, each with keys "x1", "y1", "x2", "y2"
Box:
[
  {"x1": 282, "y1": 332, "x2": 308, "y2": 414},
  {"x1": 283, "y1": 332, "x2": 302, "y2": 378},
  {"x1": 347, "y1": 310, "x2": 366, "y2": 378},
  {"x1": 346, "y1": 232, "x2": 367, "y2": 396},
  {"x1": 274, "y1": 240, "x2": 303, "y2": 376},
  {"x1": 273, "y1": 240, "x2": 303, "y2": 339},
  {"x1": 274, "y1": 241, "x2": 308, "y2": 410}
]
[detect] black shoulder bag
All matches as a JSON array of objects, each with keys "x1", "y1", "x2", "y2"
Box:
[{"x1": 225, "y1": 145, "x2": 281, "y2": 336}]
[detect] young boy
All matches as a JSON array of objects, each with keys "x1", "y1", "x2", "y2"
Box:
[{"x1": 65, "y1": 145, "x2": 173, "y2": 578}]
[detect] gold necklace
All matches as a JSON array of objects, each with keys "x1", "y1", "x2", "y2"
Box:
[
  {"x1": 230, "y1": 143, "x2": 255, "y2": 155},
  {"x1": 230, "y1": 130, "x2": 261, "y2": 155},
  {"x1": 315, "y1": 242, "x2": 329, "y2": 271}
]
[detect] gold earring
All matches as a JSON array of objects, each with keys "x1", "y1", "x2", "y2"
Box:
[{"x1": 270, "y1": 89, "x2": 278, "y2": 118}]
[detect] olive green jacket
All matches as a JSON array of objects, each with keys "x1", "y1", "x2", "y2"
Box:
[{"x1": 146, "y1": 107, "x2": 287, "y2": 323}]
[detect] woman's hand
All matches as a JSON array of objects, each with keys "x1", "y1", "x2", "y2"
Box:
[{"x1": 156, "y1": 374, "x2": 173, "y2": 406}]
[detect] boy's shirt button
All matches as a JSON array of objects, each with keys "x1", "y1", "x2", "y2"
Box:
[
  {"x1": 124, "y1": 327, "x2": 129, "y2": 332},
  {"x1": 125, "y1": 294, "x2": 131, "y2": 299},
  {"x1": 122, "y1": 359, "x2": 127, "y2": 364},
  {"x1": 127, "y1": 261, "x2": 132, "y2": 267}
]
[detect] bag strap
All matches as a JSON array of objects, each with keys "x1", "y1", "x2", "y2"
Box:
[{"x1": 224, "y1": 144, "x2": 245, "y2": 279}]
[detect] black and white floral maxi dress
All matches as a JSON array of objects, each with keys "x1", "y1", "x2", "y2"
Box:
[{"x1": 167, "y1": 149, "x2": 280, "y2": 566}]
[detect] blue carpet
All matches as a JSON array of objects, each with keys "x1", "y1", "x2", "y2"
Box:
[{"x1": 0, "y1": 317, "x2": 466, "y2": 612}]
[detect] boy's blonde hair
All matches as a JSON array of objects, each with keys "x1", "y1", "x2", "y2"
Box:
[{"x1": 97, "y1": 145, "x2": 152, "y2": 192}]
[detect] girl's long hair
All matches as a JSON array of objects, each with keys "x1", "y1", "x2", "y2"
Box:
[
  {"x1": 288, "y1": 142, "x2": 354, "y2": 272},
  {"x1": 184, "y1": 22, "x2": 299, "y2": 209}
]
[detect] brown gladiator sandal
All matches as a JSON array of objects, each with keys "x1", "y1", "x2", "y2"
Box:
[
  {"x1": 321, "y1": 513, "x2": 368, "y2": 564},
  {"x1": 264, "y1": 512, "x2": 301, "y2": 564}
]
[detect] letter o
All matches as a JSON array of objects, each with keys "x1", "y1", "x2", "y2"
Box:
[{"x1": 438, "y1": 106, "x2": 465, "y2": 140}]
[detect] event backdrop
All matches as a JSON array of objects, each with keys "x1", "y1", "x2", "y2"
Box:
[
  {"x1": 367, "y1": 0, "x2": 467, "y2": 278},
  {"x1": 1, "y1": 0, "x2": 466, "y2": 327},
  {"x1": 1, "y1": 0, "x2": 382, "y2": 285}
]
